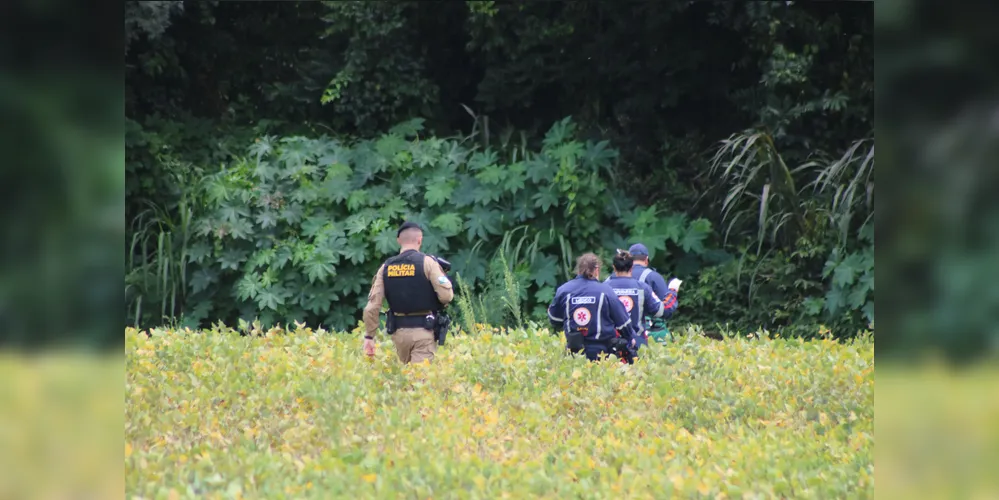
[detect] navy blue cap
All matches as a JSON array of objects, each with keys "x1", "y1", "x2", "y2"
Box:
[
  {"x1": 628, "y1": 243, "x2": 649, "y2": 257},
  {"x1": 396, "y1": 221, "x2": 423, "y2": 237}
]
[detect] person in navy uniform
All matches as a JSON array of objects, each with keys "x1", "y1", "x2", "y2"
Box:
[
  {"x1": 547, "y1": 252, "x2": 638, "y2": 362},
  {"x1": 625, "y1": 243, "x2": 682, "y2": 343},
  {"x1": 604, "y1": 249, "x2": 678, "y2": 351}
]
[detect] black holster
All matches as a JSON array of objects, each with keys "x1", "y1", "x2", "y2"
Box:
[
  {"x1": 386, "y1": 310, "x2": 396, "y2": 334},
  {"x1": 565, "y1": 327, "x2": 585, "y2": 354},
  {"x1": 433, "y1": 311, "x2": 451, "y2": 346}
]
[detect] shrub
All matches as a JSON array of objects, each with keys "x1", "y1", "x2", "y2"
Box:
[{"x1": 125, "y1": 324, "x2": 874, "y2": 498}]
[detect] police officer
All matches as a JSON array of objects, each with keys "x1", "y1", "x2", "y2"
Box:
[
  {"x1": 625, "y1": 243, "x2": 682, "y2": 344},
  {"x1": 605, "y1": 249, "x2": 678, "y2": 351},
  {"x1": 548, "y1": 252, "x2": 638, "y2": 362},
  {"x1": 362, "y1": 221, "x2": 454, "y2": 364}
]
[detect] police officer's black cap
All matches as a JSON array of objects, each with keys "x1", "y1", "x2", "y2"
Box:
[{"x1": 396, "y1": 221, "x2": 423, "y2": 237}]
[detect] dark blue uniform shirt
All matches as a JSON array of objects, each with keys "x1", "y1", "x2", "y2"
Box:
[
  {"x1": 548, "y1": 275, "x2": 637, "y2": 347},
  {"x1": 630, "y1": 263, "x2": 669, "y2": 299},
  {"x1": 605, "y1": 274, "x2": 678, "y2": 347}
]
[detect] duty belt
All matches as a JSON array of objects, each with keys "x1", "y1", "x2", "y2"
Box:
[{"x1": 391, "y1": 311, "x2": 433, "y2": 330}]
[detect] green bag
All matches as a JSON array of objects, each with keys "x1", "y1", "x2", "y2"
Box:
[
  {"x1": 646, "y1": 318, "x2": 673, "y2": 344},
  {"x1": 648, "y1": 329, "x2": 671, "y2": 344}
]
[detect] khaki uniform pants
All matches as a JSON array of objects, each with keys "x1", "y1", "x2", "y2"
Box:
[{"x1": 391, "y1": 327, "x2": 437, "y2": 364}]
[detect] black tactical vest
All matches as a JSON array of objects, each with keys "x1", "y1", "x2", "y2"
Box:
[{"x1": 382, "y1": 249, "x2": 442, "y2": 314}]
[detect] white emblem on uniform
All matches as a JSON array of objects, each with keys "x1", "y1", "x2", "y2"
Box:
[
  {"x1": 572, "y1": 307, "x2": 591, "y2": 326},
  {"x1": 619, "y1": 295, "x2": 634, "y2": 312},
  {"x1": 438, "y1": 276, "x2": 451, "y2": 286}
]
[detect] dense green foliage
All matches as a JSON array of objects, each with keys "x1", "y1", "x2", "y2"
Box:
[
  {"x1": 125, "y1": 1, "x2": 875, "y2": 338},
  {"x1": 126, "y1": 324, "x2": 874, "y2": 498}
]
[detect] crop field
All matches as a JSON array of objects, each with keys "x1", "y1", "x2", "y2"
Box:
[{"x1": 125, "y1": 324, "x2": 874, "y2": 499}]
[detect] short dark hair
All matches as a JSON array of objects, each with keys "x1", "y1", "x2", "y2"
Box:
[{"x1": 612, "y1": 249, "x2": 634, "y2": 272}]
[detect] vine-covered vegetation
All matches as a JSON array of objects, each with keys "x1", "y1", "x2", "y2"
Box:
[{"x1": 126, "y1": 1, "x2": 874, "y2": 339}]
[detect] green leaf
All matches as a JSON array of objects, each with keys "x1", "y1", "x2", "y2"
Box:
[
  {"x1": 530, "y1": 254, "x2": 559, "y2": 288},
  {"x1": 847, "y1": 286, "x2": 869, "y2": 309},
  {"x1": 253, "y1": 161, "x2": 279, "y2": 181},
  {"x1": 187, "y1": 242, "x2": 212, "y2": 264},
  {"x1": 375, "y1": 134, "x2": 407, "y2": 161},
  {"x1": 468, "y1": 149, "x2": 499, "y2": 171},
  {"x1": 345, "y1": 214, "x2": 371, "y2": 235},
  {"x1": 464, "y1": 209, "x2": 500, "y2": 240},
  {"x1": 442, "y1": 141, "x2": 468, "y2": 167},
  {"x1": 503, "y1": 162, "x2": 527, "y2": 193},
  {"x1": 236, "y1": 272, "x2": 262, "y2": 301},
  {"x1": 425, "y1": 181, "x2": 455, "y2": 207},
  {"x1": 367, "y1": 185, "x2": 391, "y2": 201},
  {"x1": 278, "y1": 138, "x2": 310, "y2": 170},
  {"x1": 583, "y1": 139, "x2": 619, "y2": 170},
  {"x1": 248, "y1": 136, "x2": 274, "y2": 162},
  {"x1": 347, "y1": 189, "x2": 368, "y2": 212},
  {"x1": 512, "y1": 196, "x2": 536, "y2": 222},
  {"x1": 388, "y1": 118, "x2": 425, "y2": 138},
  {"x1": 273, "y1": 245, "x2": 293, "y2": 269},
  {"x1": 256, "y1": 284, "x2": 289, "y2": 311},
  {"x1": 421, "y1": 231, "x2": 449, "y2": 255},
  {"x1": 302, "y1": 288, "x2": 336, "y2": 314},
  {"x1": 802, "y1": 297, "x2": 824, "y2": 316},
  {"x1": 318, "y1": 146, "x2": 351, "y2": 172},
  {"x1": 833, "y1": 258, "x2": 859, "y2": 288},
  {"x1": 431, "y1": 213, "x2": 463, "y2": 236},
  {"x1": 525, "y1": 157, "x2": 554, "y2": 183},
  {"x1": 382, "y1": 198, "x2": 408, "y2": 218},
  {"x1": 659, "y1": 213, "x2": 687, "y2": 243},
  {"x1": 472, "y1": 185, "x2": 502, "y2": 205},
  {"x1": 535, "y1": 286, "x2": 555, "y2": 303},
  {"x1": 399, "y1": 177, "x2": 422, "y2": 197},
  {"x1": 219, "y1": 204, "x2": 250, "y2": 224},
  {"x1": 291, "y1": 184, "x2": 320, "y2": 204},
  {"x1": 550, "y1": 142, "x2": 584, "y2": 165},
  {"x1": 279, "y1": 203, "x2": 304, "y2": 225},
  {"x1": 824, "y1": 288, "x2": 846, "y2": 315},
  {"x1": 412, "y1": 140, "x2": 440, "y2": 168},
  {"x1": 476, "y1": 165, "x2": 505, "y2": 185},
  {"x1": 858, "y1": 273, "x2": 874, "y2": 293},
  {"x1": 255, "y1": 210, "x2": 279, "y2": 229},
  {"x1": 190, "y1": 268, "x2": 218, "y2": 294},
  {"x1": 301, "y1": 215, "x2": 330, "y2": 238},
  {"x1": 453, "y1": 248, "x2": 486, "y2": 285},
  {"x1": 679, "y1": 218, "x2": 712, "y2": 254},
  {"x1": 543, "y1": 117, "x2": 576, "y2": 149},
  {"x1": 340, "y1": 242, "x2": 366, "y2": 265},
  {"x1": 532, "y1": 191, "x2": 559, "y2": 213},
  {"x1": 452, "y1": 176, "x2": 479, "y2": 207},
  {"x1": 227, "y1": 219, "x2": 253, "y2": 240},
  {"x1": 247, "y1": 249, "x2": 274, "y2": 270},
  {"x1": 323, "y1": 178, "x2": 352, "y2": 203},
  {"x1": 219, "y1": 249, "x2": 248, "y2": 271},
  {"x1": 374, "y1": 229, "x2": 398, "y2": 255},
  {"x1": 303, "y1": 257, "x2": 336, "y2": 284}
]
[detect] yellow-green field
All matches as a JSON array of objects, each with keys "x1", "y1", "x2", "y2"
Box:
[{"x1": 125, "y1": 324, "x2": 874, "y2": 499}]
